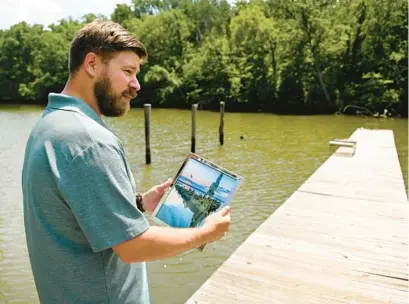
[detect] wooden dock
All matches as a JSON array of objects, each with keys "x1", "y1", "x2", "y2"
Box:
[{"x1": 186, "y1": 128, "x2": 408, "y2": 304}]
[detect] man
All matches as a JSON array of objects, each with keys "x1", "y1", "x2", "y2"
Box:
[{"x1": 22, "y1": 21, "x2": 230, "y2": 304}]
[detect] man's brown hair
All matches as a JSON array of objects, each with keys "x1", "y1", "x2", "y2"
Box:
[{"x1": 69, "y1": 21, "x2": 147, "y2": 75}]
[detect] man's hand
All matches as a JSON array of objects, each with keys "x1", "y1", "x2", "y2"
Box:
[
  {"x1": 202, "y1": 206, "x2": 231, "y2": 243},
  {"x1": 141, "y1": 178, "x2": 172, "y2": 213},
  {"x1": 113, "y1": 205, "x2": 232, "y2": 263}
]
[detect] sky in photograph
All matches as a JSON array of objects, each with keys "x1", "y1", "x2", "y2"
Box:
[{"x1": 181, "y1": 158, "x2": 237, "y2": 191}]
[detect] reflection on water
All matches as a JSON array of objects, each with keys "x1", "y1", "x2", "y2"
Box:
[
  {"x1": 0, "y1": 108, "x2": 43, "y2": 304},
  {"x1": 0, "y1": 105, "x2": 407, "y2": 304}
]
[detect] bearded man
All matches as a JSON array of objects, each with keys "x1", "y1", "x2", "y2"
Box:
[{"x1": 21, "y1": 21, "x2": 231, "y2": 304}]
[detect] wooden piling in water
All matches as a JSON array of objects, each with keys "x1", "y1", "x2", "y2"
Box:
[
  {"x1": 191, "y1": 104, "x2": 197, "y2": 153},
  {"x1": 144, "y1": 104, "x2": 151, "y2": 164},
  {"x1": 219, "y1": 101, "x2": 225, "y2": 145}
]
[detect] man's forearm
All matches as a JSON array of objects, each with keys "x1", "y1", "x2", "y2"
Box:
[{"x1": 113, "y1": 225, "x2": 210, "y2": 263}]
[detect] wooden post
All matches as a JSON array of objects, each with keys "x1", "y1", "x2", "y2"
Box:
[
  {"x1": 219, "y1": 101, "x2": 225, "y2": 145},
  {"x1": 191, "y1": 104, "x2": 197, "y2": 153},
  {"x1": 144, "y1": 104, "x2": 151, "y2": 164}
]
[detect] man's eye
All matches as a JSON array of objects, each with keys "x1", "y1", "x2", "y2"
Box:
[{"x1": 124, "y1": 70, "x2": 132, "y2": 75}]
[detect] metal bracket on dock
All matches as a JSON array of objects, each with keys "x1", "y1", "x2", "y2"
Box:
[{"x1": 329, "y1": 139, "x2": 357, "y2": 156}]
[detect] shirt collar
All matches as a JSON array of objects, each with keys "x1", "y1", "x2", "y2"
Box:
[{"x1": 47, "y1": 93, "x2": 106, "y2": 127}]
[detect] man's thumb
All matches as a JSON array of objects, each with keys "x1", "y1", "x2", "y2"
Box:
[
  {"x1": 220, "y1": 206, "x2": 230, "y2": 216},
  {"x1": 160, "y1": 178, "x2": 172, "y2": 190}
]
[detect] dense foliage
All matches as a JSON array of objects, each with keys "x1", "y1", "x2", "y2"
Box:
[{"x1": 0, "y1": 0, "x2": 407, "y2": 116}]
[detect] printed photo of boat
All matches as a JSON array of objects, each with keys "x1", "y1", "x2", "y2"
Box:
[{"x1": 155, "y1": 158, "x2": 239, "y2": 228}]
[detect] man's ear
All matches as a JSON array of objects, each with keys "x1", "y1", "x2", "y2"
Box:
[{"x1": 83, "y1": 52, "x2": 101, "y2": 78}]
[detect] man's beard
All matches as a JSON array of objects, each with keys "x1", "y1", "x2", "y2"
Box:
[{"x1": 94, "y1": 74, "x2": 136, "y2": 117}]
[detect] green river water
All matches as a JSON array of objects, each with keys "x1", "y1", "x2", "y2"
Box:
[{"x1": 0, "y1": 105, "x2": 407, "y2": 303}]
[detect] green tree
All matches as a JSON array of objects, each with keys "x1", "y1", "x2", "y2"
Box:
[
  {"x1": 182, "y1": 35, "x2": 237, "y2": 108},
  {"x1": 0, "y1": 0, "x2": 406, "y2": 116},
  {"x1": 128, "y1": 10, "x2": 190, "y2": 105},
  {"x1": 111, "y1": 4, "x2": 134, "y2": 24},
  {"x1": 338, "y1": 0, "x2": 407, "y2": 116},
  {"x1": 0, "y1": 22, "x2": 44, "y2": 101},
  {"x1": 229, "y1": 3, "x2": 280, "y2": 110}
]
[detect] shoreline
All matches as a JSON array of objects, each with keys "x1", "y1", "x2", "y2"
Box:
[{"x1": 0, "y1": 100, "x2": 406, "y2": 118}]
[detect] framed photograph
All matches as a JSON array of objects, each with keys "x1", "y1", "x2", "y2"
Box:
[{"x1": 151, "y1": 153, "x2": 243, "y2": 241}]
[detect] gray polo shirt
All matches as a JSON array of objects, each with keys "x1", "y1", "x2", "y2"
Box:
[{"x1": 22, "y1": 93, "x2": 150, "y2": 303}]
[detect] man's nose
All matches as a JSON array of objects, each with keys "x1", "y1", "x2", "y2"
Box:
[{"x1": 130, "y1": 77, "x2": 141, "y2": 92}]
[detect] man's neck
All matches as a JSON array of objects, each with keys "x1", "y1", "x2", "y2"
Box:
[{"x1": 61, "y1": 78, "x2": 101, "y2": 116}]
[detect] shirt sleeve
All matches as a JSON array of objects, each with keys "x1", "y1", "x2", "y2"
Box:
[{"x1": 58, "y1": 141, "x2": 149, "y2": 252}]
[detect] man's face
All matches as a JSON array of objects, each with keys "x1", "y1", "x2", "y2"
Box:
[{"x1": 94, "y1": 51, "x2": 142, "y2": 117}]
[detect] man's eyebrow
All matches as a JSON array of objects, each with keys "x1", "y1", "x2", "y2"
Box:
[{"x1": 123, "y1": 65, "x2": 140, "y2": 73}]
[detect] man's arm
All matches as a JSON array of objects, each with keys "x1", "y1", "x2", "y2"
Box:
[{"x1": 113, "y1": 206, "x2": 230, "y2": 263}]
